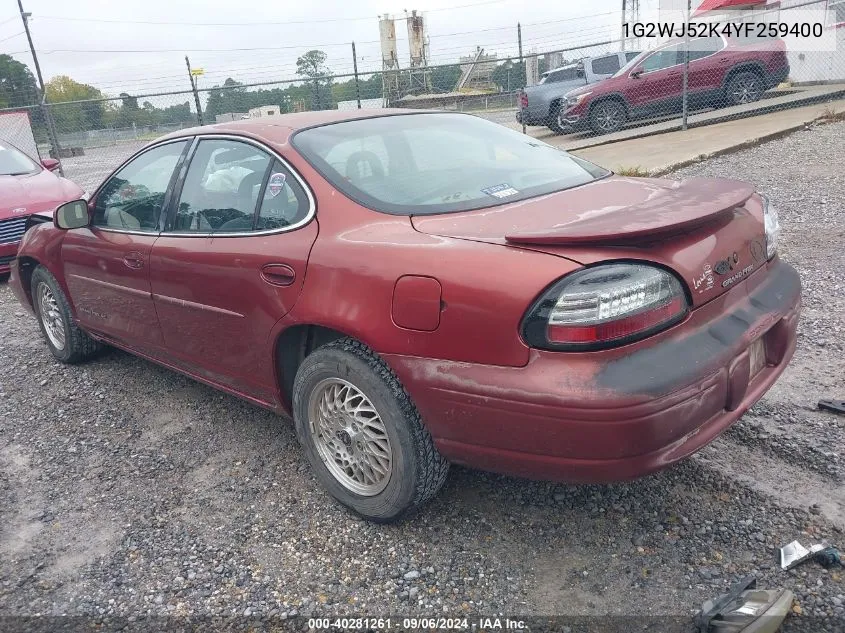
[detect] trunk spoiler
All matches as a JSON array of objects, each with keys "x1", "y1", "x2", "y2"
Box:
[{"x1": 505, "y1": 178, "x2": 756, "y2": 246}]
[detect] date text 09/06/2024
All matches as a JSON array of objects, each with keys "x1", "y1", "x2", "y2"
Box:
[{"x1": 308, "y1": 617, "x2": 527, "y2": 630}]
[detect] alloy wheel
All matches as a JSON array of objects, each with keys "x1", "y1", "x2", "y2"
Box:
[
  {"x1": 308, "y1": 377, "x2": 392, "y2": 496},
  {"x1": 732, "y1": 76, "x2": 762, "y2": 104},
  {"x1": 37, "y1": 282, "x2": 66, "y2": 350},
  {"x1": 594, "y1": 103, "x2": 623, "y2": 133}
]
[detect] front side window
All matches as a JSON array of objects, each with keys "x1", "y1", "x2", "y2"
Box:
[
  {"x1": 93, "y1": 141, "x2": 187, "y2": 231},
  {"x1": 172, "y1": 139, "x2": 271, "y2": 233},
  {"x1": 641, "y1": 45, "x2": 683, "y2": 72},
  {"x1": 293, "y1": 113, "x2": 608, "y2": 216},
  {"x1": 0, "y1": 142, "x2": 39, "y2": 176}
]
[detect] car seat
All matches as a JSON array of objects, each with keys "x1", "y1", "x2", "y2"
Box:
[{"x1": 345, "y1": 151, "x2": 385, "y2": 189}]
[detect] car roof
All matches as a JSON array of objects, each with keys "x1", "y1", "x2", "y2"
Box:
[{"x1": 158, "y1": 108, "x2": 431, "y2": 145}]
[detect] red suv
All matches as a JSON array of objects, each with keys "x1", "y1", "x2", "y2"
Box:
[{"x1": 558, "y1": 36, "x2": 789, "y2": 135}]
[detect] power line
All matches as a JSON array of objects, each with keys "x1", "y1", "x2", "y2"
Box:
[{"x1": 0, "y1": 30, "x2": 24, "y2": 44}]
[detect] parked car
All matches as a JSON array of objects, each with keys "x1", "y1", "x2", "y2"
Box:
[
  {"x1": 0, "y1": 141, "x2": 83, "y2": 277},
  {"x1": 9, "y1": 111, "x2": 799, "y2": 522},
  {"x1": 517, "y1": 51, "x2": 641, "y2": 132},
  {"x1": 557, "y1": 36, "x2": 789, "y2": 135}
]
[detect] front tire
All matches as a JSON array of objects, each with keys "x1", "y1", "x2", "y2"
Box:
[
  {"x1": 31, "y1": 266, "x2": 101, "y2": 364},
  {"x1": 548, "y1": 101, "x2": 567, "y2": 134},
  {"x1": 589, "y1": 99, "x2": 627, "y2": 135},
  {"x1": 292, "y1": 338, "x2": 449, "y2": 522}
]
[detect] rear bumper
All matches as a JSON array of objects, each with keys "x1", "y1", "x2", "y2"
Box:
[
  {"x1": 516, "y1": 105, "x2": 555, "y2": 126},
  {"x1": 384, "y1": 258, "x2": 801, "y2": 483},
  {"x1": 768, "y1": 63, "x2": 790, "y2": 88}
]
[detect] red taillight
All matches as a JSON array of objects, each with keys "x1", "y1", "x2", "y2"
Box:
[
  {"x1": 522, "y1": 263, "x2": 689, "y2": 351},
  {"x1": 519, "y1": 92, "x2": 528, "y2": 108},
  {"x1": 547, "y1": 296, "x2": 685, "y2": 344}
]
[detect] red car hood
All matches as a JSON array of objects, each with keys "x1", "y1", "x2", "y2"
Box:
[
  {"x1": 412, "y1": 176, "x2": 767, "y2": 308},
  {"x1": 0, "y1": 170, "x2": 83, "y2": 221}
]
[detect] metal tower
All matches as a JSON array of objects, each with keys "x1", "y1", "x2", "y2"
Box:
[{"x1": 621, "y1": 0, "x2": 641, "y2": 50}]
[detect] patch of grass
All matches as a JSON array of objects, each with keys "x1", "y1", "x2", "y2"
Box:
[
  {"x1": 818, "y1": 106, "x2": 845, "y2": 123},
  {"x1": 615, "y1": 165, "x2": 650, "y2": 177}
]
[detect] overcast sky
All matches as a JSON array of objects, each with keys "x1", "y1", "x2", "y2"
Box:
[{"x1": 0, "y1": 0, "x2": 673, "y2": 98}]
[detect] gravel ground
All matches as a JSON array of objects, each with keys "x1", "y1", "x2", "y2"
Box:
[{"x1": 1, "y1": 121, "x2": 844, "y2": 632}]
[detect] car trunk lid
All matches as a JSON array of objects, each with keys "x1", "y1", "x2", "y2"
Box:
[{"x1": 411, "y1": 176, "x2": 768, "y2": 308}]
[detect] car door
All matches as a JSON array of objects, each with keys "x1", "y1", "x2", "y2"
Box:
[
  {"x1": 685, "y1": 37, "x2": 729, "y2": 105},
  {"x1": 62, "y1": 139, "x2": 189, "y2": 351},
  {"x1": 626, "y1": 44, "x2": 684, "y2": 114},
  {"x1": 148, "y1": 137, "x2": 317, "y2": 403}
]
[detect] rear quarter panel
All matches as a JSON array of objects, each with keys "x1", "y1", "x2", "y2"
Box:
[{"x1": 281, "y1": 167, "x2": 582, "y2": 367}]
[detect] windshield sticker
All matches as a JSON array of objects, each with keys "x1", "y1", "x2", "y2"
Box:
[
  {"x1": 268, "y1": 172, "x2": 287, "y2": 197},
  {"x1": 481, "y1": 184, "x2": 519, "y2": 199}
]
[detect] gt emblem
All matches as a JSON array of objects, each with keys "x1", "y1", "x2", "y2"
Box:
[{"x1": 11, "y1": 207, "x2": 27, "y2": 214}]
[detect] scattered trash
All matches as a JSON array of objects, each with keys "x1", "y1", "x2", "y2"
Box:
[
  {"x1": 813, "y1": 546, "x2": 842, "y2": 569},
  {"x1": 780, "y1": 540, "x2": 842, "y2": 570},
  {"x1": 694, "y1": 575, "x2": 793, "y2": 633},
  {"x1": 780, "y1": 540, "x2": 825, "y2": 570},
  {"x1": 818, "y1": 399, "x2": 845, "y2": 415}
]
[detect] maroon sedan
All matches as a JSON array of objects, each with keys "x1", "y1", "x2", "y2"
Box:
[
  {"x1": 558, "y1": 36, "x2": 789, "y2": 134},
  {"x1": 0, "y1": 140, "x2": 83, "y2": 276},
  {"x1": 9, "y1": 111, "x2": 799, "y2": 521}
]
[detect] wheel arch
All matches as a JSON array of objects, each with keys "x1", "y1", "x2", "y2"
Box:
[
  {"x1": 15, "y1": 255, "x2": 41, "y2": 308},
  {"x1": 722, "y1": 62, "x2": 766, "y2": 89},
  {"x1": 274, "y1": 323, "x2": 367, "y2": 412}
]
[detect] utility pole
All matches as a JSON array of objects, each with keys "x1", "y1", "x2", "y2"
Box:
[
  {"x1": 17, "y1": 0, "x2": 64, "y2": 174},
  {"x1": 352, "y1": 42, "x2": 362, "y2": 109},
  {"x1": 681, "y1": 0, "x2": 691, "y2": 130},
  {"x1": 185, "y1": 56, "x2": 204, "y2": 126},
  {"x1": 518, "y1": 22, "x2": 525, "y2": 135}
]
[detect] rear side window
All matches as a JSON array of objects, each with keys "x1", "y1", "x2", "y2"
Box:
[
  {"x1": 590, "y1": 55, "x2": 621, "y2": 75},
  {"x1": 687, "y1": 37, "x2": 726, "y2": 61},
  {"x1": 256, "y1": 160, "x2": 310, "y2": 230},
  {"x1": 172, "y1": 139, "x2": 271, "y2": 233}
]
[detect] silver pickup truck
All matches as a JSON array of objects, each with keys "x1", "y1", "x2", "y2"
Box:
[{"x1": 517, "y1": 51, "x2": 640, "y2": 133}]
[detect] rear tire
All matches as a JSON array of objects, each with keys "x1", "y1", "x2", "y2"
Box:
[
  {"x1": 725, "y1": 71, "x2": 764, "y2": 106},
  {"x1": 31, "y1": 265, "x2": 101, "y2": 364},
  {"x1": 292, "y1": 338, "x2": 449, "y2": 522},
  {"x1": 589, "y1": 99, "x2": 627, "y2": 135}
]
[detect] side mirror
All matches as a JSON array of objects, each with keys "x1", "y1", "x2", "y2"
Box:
[
  {"x1": 630, "y1": 67, "x2": 644, "y2": 78},
  {"x1": 55, "y1": 200, "x2": 90, "y2": 230},
  {"x1": 41, "y1": 158, "x2": 61, "y2": 172}
]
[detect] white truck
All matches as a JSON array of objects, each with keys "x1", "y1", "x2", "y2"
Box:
[{"x1": 517, "y1": 51, "x2": 640, "y2": 133}]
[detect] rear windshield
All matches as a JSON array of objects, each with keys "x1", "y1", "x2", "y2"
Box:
[
  {"x1": 0, "y1": 142, "x2": 39, "y2": 176},
  {"x1": 292, "y1": 113, "x2": 608, "y2": 216}
]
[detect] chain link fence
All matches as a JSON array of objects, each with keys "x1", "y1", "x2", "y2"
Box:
[{"x1": 2, "y1": 4, "x2": 843, "y2": 191}]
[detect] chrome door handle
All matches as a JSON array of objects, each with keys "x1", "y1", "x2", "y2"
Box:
[
  {"x1": 261, "y1": 263, "x2": 296, "y2": 286},
  {"x1": 122, "y1": 252, "x2": 144, "y2": 269}
]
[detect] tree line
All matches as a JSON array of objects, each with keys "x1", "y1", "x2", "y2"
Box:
[{"x1": 1, "y1": 49, "x2": 556, "y2": 137}]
